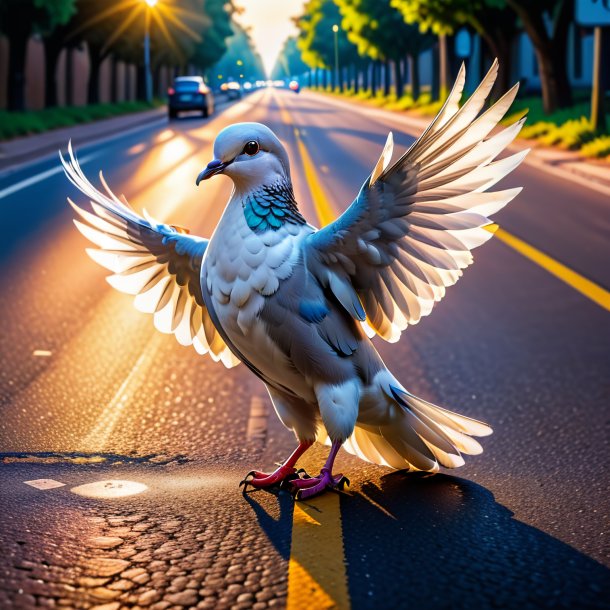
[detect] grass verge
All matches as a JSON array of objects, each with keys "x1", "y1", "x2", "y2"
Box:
[
  {"x1": 0, "y1": 100, "x2": 163, "y2": 141},
  {"x1": 310, "y1": 86, "x2": 610, "y2": 160}
]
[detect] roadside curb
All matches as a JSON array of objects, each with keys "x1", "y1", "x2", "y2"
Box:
[
  {"x1": 304, "y1": 90, "x2": 610, "y2": 197},
  {"x1": 0, "y1": 107, "x2": 167, "y2": 178}
]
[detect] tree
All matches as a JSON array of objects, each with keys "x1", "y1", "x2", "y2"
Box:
[
  {"x1": 296, "y1": 0, "x2": 362, "y2": 91},
  {"x1": 271, "y1": 37, "x2": 309, "y2": 81},
  {"x1": 0, "y1": 0, "x2": 75, "y2": 110},
  {"x1": 211, "y1": 21, "x2": 265, "y2": 83},
  {"x1": 66, "y1": 0, "x2": 213, "y2": 103},
  {"x1": 392, "y1": 0, "x2": 518, "y2": 98},
  {"x1": 393, "y1": 0, "x2": 572, "y2": 111},
  {"x1": 191, "y1": 0, "x2": 234, "y2": 74},
  {"x1": 505, "y1": 0, "x2": 573, "y2": 111},
  {"x1": 337, "y1": 0, "x2": 434, "y2": 98},
  {"x1": 41, "y1": 20, "x2": 75, "y2": 107}
]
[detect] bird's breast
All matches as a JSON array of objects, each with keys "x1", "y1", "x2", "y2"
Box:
[{"x1": 204, "y1": 198, "x2": 309, "y2": 337}]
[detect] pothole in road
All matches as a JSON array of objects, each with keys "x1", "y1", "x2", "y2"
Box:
[{"x1": 0, "y1": 451, "x2": 191, "y2": 466}]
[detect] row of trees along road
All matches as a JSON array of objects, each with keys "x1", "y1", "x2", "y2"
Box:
[
  {"x1": 211, "y1": 21, "x2": 265, "y2": 84},
  {"x1": 0, "y1": 0, "x2": 243, "y2": 112},
  {"x1": 286, "y1": 0, "x2": 580, "y2": 113}
]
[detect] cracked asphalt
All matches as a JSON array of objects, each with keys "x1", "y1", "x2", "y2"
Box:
[{"x1": 0, "y1": 89, "x2": 609, "y2": 609}]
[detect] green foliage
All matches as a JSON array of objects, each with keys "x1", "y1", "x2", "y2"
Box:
[
  {"x1": 313, "y1": 85, "x2": 609, "y2": 159},
  {"x1": 504, "y1": 92, "x2": 609, "y2": 148},
  {"x1": 191, "y1": 0, "x2": 234, "y2": 71},
  {"x1": 337, "y1": 0, "x2": 435, "y2": 61},
  {"x1": 272, "y1": 37, "x2": 309, "y2": 80},
  {"x1": 311, "y1": 85, "x2": 439, "y2": 112},
  {"x1": 0, "y1": 101, "x2": 160, "y2": 140},
  {"x1": 391, "y1": 0, "x2": 515, "y2": 36},
  {"x1": 34, "y1": 0, "x2": 235, "y2": 71},
  {"x1": 0, "y1": 0, "x2": 76, "y2": 36},
  {"x1": 297, "y1": 0, "x2": 361, "y2": 70},
  {"x1": 519, "y1": 122, "x2": 555, "y2": 139},
  {"x1": 503, "y1": 92, "x2": 593, "y2": 127},
  {"x1": 500, "y1": 91, "x2": 609, "y2": 151},
  {"x1": 538, "y1": 117, "x2": 598, "y2": 149},
  {"x1": 580, "y1": 136, "x2": 610, "y2": 159},
  {"x1": 211, "y1": 21, "x2": 265, "y2": 82},
  {"x1": 391, "y1": 0, "x2": 470, "y2": 35},
  {"x1": 35, "y1": 0, "x2": 76, "y2": 31}
]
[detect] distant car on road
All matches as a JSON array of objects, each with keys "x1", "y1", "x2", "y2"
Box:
[
  {"x1": 167, "y1": 76, "x2": 214, "y2": 119},
  {"x1": 220, "y1": 81, "x2": 242, "y2": 100}
]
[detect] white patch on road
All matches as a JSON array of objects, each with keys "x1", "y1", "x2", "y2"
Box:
[
  {"x1": 71, "y1": 479, "x2": 148, "y2": 499},
  {"x1": 24, "y1": 479, "x2": 66, "y2": 490},
  {"x1": 32, "y1": 349, "x2": 52, "y2": 357}
]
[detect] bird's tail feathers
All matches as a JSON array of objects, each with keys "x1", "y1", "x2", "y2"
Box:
[{"x1": 322, "y1": 385, "x2": 492, "y2": 472}]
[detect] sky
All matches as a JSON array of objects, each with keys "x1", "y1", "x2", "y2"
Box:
[{"x1": 233, "y1": 0, "x2": 308, "y2": 76}]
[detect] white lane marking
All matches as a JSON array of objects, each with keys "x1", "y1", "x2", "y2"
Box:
[
  {"x1": 0, "y1": 116, "x2": 167, "y2": 181},
  {"x1": 0, "y1": 93, "x2": 261, "y2": 196},
  {"x1": 0, "y1": 152, "x2": 100, "y2": 199},
  {"x1": 24, "y1": 479, "x2": 66, "y2": 490}
]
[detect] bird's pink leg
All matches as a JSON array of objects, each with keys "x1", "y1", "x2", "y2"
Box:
[
  {"x1": 290, "y1": 439, "x2": 348, "y2": 500},
  {"x1": 240, "y1": 440, "x2": 313, "y2": 489}
]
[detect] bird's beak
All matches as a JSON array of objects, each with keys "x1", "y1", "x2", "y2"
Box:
[{"x1": 196, "y1": 158, "x2": 232, "y2": 185}]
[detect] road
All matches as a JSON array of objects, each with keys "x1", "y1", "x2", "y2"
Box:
[{"x1": 0, "y1": 88, "x2": 609, "y2": 610}]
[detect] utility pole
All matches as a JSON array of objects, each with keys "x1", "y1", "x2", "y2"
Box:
[
  {"x1": 591, "y1": 26, "x2": 607, "y2": 132},
  {"x1": 332, "y1": 24, "x2": 340, "y2": 91},
  {"x1": 144, "y1": 0, "x2": 158, "y2": 104},
  {"x1": 575, "y1": 0, "x2": 609, "y2": 132}
]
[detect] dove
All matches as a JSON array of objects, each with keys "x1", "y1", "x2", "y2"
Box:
[{"x1": 62, "y1": 61, "x2": 527, "y2": 499}]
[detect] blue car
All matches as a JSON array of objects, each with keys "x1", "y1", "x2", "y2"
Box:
[{"x1": 168, "y1": 76, "x2": 214, "y2": 119}]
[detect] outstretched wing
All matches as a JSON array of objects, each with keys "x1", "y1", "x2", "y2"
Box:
[
  {"x1": 61, "y1": 143, "x2": 240, "y2": 368},
  {"x1": 305, "y1": 60, "x2": 528, "y2": 342}
]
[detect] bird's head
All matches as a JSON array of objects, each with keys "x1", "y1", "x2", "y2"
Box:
[{"x1": 196, "y1": 122, "x2": 291, "y2": 192}]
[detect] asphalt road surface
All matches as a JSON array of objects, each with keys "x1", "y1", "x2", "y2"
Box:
[{"x1": 0, "y1": 88, "x2": 609, "y2": 610}]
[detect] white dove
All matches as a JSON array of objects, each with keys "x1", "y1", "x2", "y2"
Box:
[{"x1": 62, "y1": 62, "x2": 527, "y2": 499}]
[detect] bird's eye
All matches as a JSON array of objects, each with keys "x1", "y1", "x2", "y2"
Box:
[{"x1": 242, "y1": 140, "x2": 259, "y2": 156}]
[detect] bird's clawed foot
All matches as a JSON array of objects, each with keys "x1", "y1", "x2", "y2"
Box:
[
  {"x1": 239, "y1": 440, "x2": 314, "y2": 492},
  {"x1": 239, "y1": 439, "x2": 348, "y2": 499},
  {"x1": 289, "y1": 467, "x2": 350, "y2": 500},
  {"x1": 239, "y1": 464, "x2": 301, "y2": 491}
]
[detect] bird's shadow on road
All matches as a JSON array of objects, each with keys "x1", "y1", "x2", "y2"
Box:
[
  {"x1": 344, "y1": 472, "x2": 610, "y2": 609},
  {"x1": 243, "y1": 472, "x2": 610, "y2": 609},
  {"x1": 241, "y1": 488, "x2": 294, "y2": 561}
]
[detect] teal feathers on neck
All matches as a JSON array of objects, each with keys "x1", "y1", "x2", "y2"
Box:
[{"x1": 243, "y1": 181, "x2": 306, "y2": 233}]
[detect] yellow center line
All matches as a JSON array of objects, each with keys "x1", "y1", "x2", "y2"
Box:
[
  {"x1": 486, "y1": 224, "x2": 610, "y2": 311},
  {"x1": 276, "y1": 92, "x2": 351, "y2": 610},
  {"x1": 277, "y1": 87, "x2": 610, "y2": 610},
  {"x1": 288, "y1": 494, "x2": 350, "y2": 610},
  {"x1": 276, "y1": 95, "x2": 338, "y2": 227}
]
